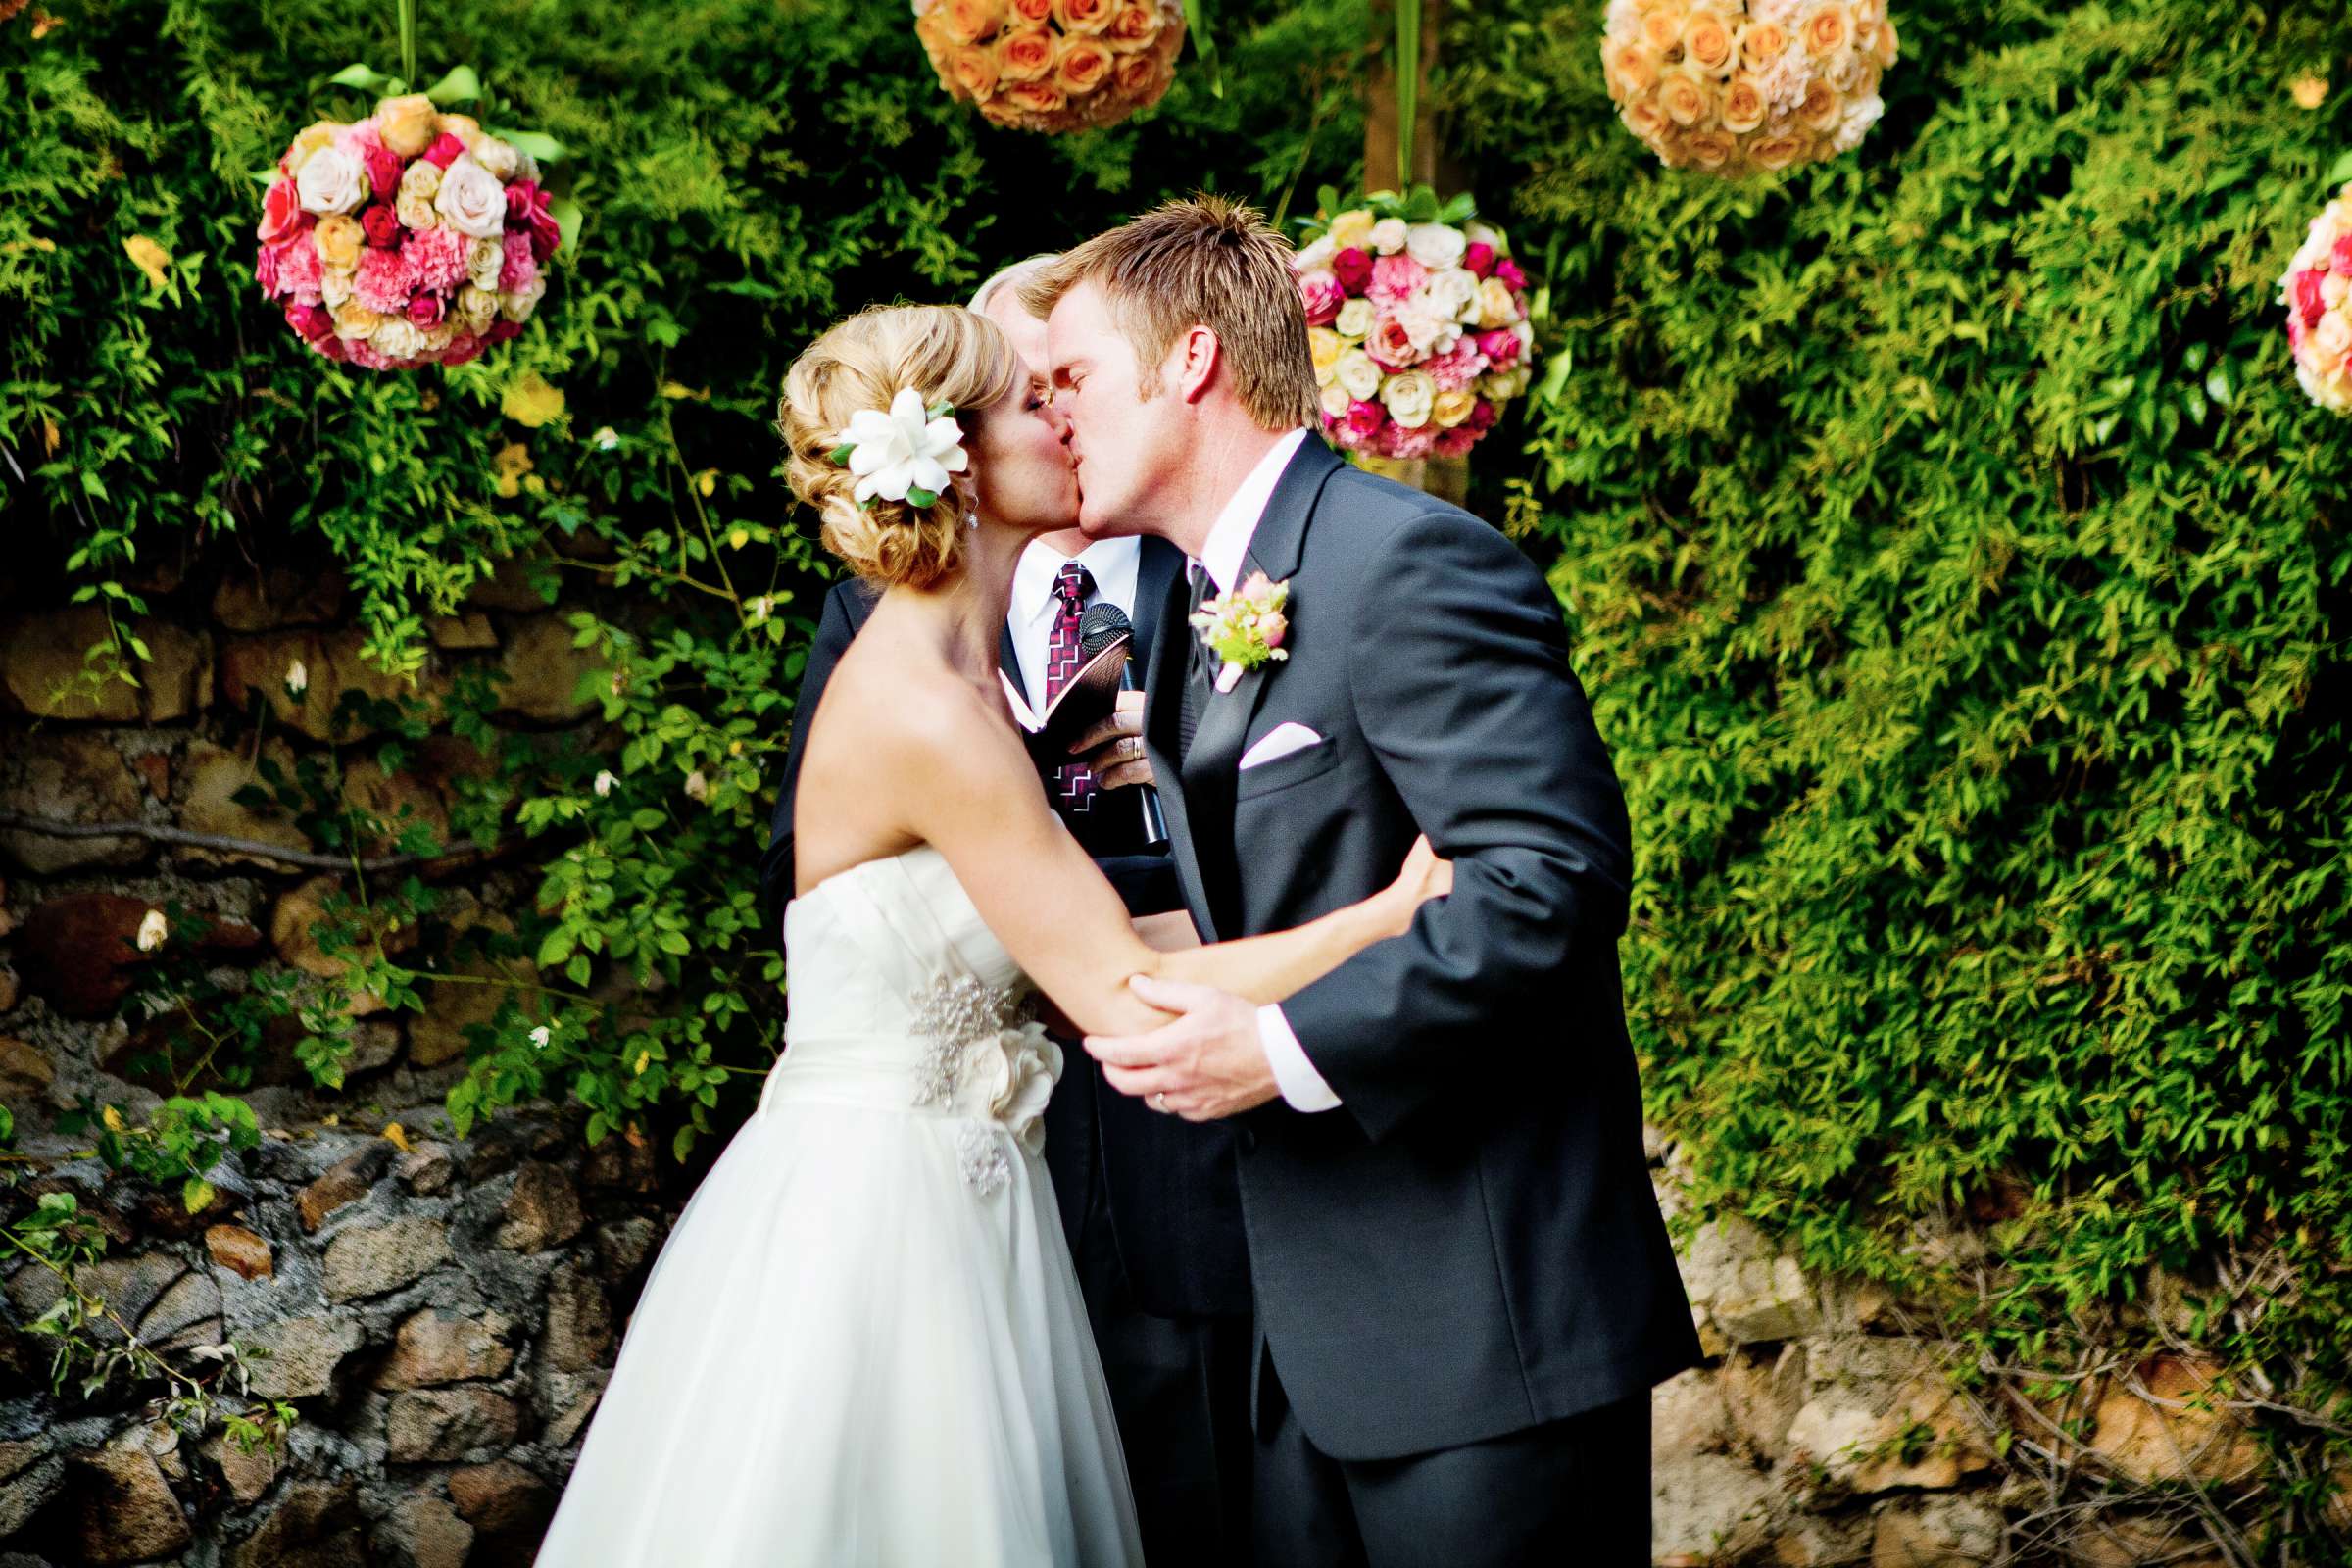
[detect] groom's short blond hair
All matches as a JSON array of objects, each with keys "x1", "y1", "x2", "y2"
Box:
[{"x1": 1020, "y1": 195, "x2": 1318, "y2": 432}]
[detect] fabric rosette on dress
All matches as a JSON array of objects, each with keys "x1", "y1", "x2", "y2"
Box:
[{"x1": 908, "y1": 972, "x2": 1065, "y2": 1194}]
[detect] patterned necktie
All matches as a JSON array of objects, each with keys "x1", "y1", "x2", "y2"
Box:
[
  {"x1": 1177, "y1": 562, "x2": 1211, "y2": 760},
  {"x1": 1045, "y1": 561, "x2": 1097, "y2": 815}
]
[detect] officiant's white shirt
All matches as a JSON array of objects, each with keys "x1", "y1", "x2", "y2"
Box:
[
  {"x1": 1008, "y1": 533, "x2": 1143, "y2": 702},
  {"x1": 1196, "y1": 426, "x2": 1344, "y2": 1115}
]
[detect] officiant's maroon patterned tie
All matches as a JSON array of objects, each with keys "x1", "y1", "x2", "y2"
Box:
[{"x1": 1046, "y1": 561, "x2": 1097, "y2": 815}]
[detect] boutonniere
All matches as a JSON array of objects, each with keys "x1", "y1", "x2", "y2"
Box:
[{"x1": 1191, "y1": 570, "x2": 1291, "y2": 694}]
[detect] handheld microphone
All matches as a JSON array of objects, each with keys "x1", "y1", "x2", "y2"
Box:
[{"x1": 1078, "y1": 603, "x2": 1168, "y2": 848}]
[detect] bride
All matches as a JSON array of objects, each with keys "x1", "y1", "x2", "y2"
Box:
[{"x1": 534, "y1": 303, "x2": 1448, "y2": 1566}]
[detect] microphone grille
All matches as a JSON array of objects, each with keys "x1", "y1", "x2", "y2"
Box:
[{"x1": 1078, "y1": 601, "x2": 1133, "y2": 658}]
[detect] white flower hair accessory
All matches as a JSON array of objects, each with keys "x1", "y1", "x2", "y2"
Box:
[{"x1": 825, "y1": 386, "x2": 968, "y2": 511}]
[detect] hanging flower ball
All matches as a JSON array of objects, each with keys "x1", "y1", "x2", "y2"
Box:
[
  {"x1": 1599, "y1": 0, "x2": 1899, "y2": 177},
  {"x1": 256, "y1": 95, "x2": 562, "y2": 370},
  {"x1": 1291, "y1": 190, "x2": 1536, "y2": 464},
  {"x1": 912, "y1": 0, "x2": 1186, "y2": 135},
  {"x1": 2280, "y1": 182, "x2": 2352, "y2": 413}
]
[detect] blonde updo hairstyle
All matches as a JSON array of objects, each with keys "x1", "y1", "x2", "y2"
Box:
[{"x1": 778, "y1": 304, "x2": 1023, "y2": 590}]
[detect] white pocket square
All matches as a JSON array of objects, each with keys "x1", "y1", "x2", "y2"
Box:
[{"x1": 1239, "y1": 723, "x2": 1324, "y2": 771}]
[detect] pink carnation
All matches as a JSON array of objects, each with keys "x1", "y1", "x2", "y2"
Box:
[
  {"x1": 1298, "y1": 270, "x2": 1345, "y2": 327},
  {"x1": 256, "y1": 244, "x2": 281, "y2": 297},
  {"x1": 2294, "y1": 269, "x2": 2328, "y2": 326},
  {"x1": 260, "y1": 178, "x2": 305, "y2": 244},
  {"x1": 1367, "y1": 253, "x2": 1428, "y2": 308},
  {"x1": 1425, "y1": 340, "x2": 1490, "y2": 392},
  {"x1": 500, "y1": 231, "x2": 540, "y2": 292},
  {"x1": 1331, "y1": 247, "x2": 1373, "y2": 294},
  {"x1": 1462, "y1": 241, "x2": 1496, "y2": 279},
  {"x1": 276, "y1": 238, "x2": 323, "y2": 299},
  {"x1": 341, "y1": 338, "x2": 397, "y2": 371},
  {"x1": 354, "y1": 246, "x2": 414, "y2": 316},
  {"x1": 1384, "y1": 423, "x2": 1441, "y2": 461},
  {"x1": 403, "y1": 226, "x2": 471, "y2": 293},
  {"x1": 1433, "y1": 425, "x2": 1481, "y2": 459},
  {"x1": 1476, "y1": 328, "x2": 1523, "y2": 367}
]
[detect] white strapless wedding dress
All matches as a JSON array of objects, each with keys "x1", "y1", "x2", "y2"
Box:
[{"x1": 535, "y1": 847, "x2": 1144, "y2": 1566}]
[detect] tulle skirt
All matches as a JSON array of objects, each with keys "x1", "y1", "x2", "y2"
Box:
[{"x1": 534, "y1": 1072, "x2": 1144, "y2": 1566}]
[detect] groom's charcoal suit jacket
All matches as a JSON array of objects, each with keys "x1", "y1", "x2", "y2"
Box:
[
  {"x1": 1142, "y1": 436, "x2": 1704, "y2": 1461},
  {"x1": 760, "y1": 542, "x2": 1252, "y2": 1320}
]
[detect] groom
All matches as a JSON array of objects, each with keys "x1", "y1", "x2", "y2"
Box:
[{"x1": 1026, "y1": 198, "x2": 1702, "y2": 1563}]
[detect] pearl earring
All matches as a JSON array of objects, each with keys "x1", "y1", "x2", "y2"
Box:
[{"x1": 966, "y1": 512, "x2": 979, "y2": 531}]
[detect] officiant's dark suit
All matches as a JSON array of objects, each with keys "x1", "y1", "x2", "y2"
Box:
[
  {"x1": 1142, "y1": 435, "x2": 1704, "y2": 1565},
  {"x1": 760, "y1": 536, "x2": 1257, "y2": 1562}
]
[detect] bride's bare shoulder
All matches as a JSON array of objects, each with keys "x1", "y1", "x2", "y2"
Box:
[{"x1": 817, "y1": 635, "x2": 1024, "y2": 775}]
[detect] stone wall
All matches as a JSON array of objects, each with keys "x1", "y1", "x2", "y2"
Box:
[
  {"x1": 0, "y1": 556, "x2": 2274, "y2": 1565},
  {"x1": 0, "y1": 550, "x2": 670, "y2": 1566}
]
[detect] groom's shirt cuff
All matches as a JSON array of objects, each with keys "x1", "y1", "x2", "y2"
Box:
[{"x1": 1256, "y1": 1004, "x2": 1342, "y2": 1112}]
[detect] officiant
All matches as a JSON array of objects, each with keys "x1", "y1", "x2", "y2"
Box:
[{"x1": 759, "y1": 258, "x2": 1256, "y2": 1565}]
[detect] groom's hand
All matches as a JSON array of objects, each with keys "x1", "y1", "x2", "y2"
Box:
[{"x1": 1083, "y1": 974, "x2": 1281, "y2": 1120}]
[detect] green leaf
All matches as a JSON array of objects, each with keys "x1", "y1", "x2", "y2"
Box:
[
  {"x1": 2328, "y1": 148, "x2": 2352, "y2": 184},
  {"x1": 827, "y1": 442, "x2": 856, "y2": 466},
  {"x1": 182, "y1": 1177, "x2": 215, "y2": 1215},
  {"x1": 327, "y1": 62, "x2": 403, "y2": 95},
  {"x1": 550, "y1": 197, "x2": 583, "y2": 257},
  {"x1": 421, "y1": 64, "x2": 482, "y2": 105},
  {"x1": 1179, "y1": 0, "x2": 1221, "y2": 99},
  {"x1": 497, "y1": 128, "x2": 568, "y2": 167}
]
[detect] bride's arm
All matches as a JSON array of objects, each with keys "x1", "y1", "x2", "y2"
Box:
[{"x1": 897, "y1": 695, "x2": 1437, "y2": 1038}]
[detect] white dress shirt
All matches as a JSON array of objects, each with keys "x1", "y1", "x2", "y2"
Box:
[
  {"x1": 1006, "y1": 533, "x2": 1142, "y2": 703},
  {"x1": 1189, "y1": 428, "x2": 1343, "y2": 1115}
]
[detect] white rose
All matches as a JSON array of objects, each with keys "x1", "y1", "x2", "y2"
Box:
[
  {"x1": 467, "y1": 236, "x2": 507, "y2": 292},
  {"x1": 2327, "y1": 272, "x2": 2351, "y2": 310},
  {"x1": 1405, "y1": 222, "x2": 1468, "y2": 271},
  {"x1": 1462, "y1": 219, "x2": 1508, "y2": 255},
  {"x1": 373, "y1": 318, "x2": 427, "y2": 363},
  {"x1": 1334, "y1": 297, "x2": 1376, "y2": 339},
  {"x1": 319, "y1": 267, "x2": 356, "y2": 310},
  {"x1": 1426, "y1": 268, "x2": 1482, "y2": 324},
  {"x1": 1369, "y1": 216, "x2": 1409, "y2": 255},
  {"x1": 502, "y1": 273, "x2": 547, "y2": 323},
  {"x1": 1381, "y1": 368, "x2": 1437, "y2": 428},
  {"x1": 135, "y1": 908, "x2": 170, "y2": 953},
  {"x1": 1292, "y1": 234, "x2": 1337, "y2": 273},
  {"x1": 472, "y1": 136, "x2": 521, "y2": 181},
  {"x1": 433, "y1": 154, "x2": 508, "y2": 240},
  {"x1": 458, "y1": 284, "x2": 501, "y2": 329},
  {"x1": 1336, "y1": 348, "x2": 1384, "y2": 402},
  {"x1": 1396, "y1": 299, "x2": 1454, "y2": 354},
  {"x1": 2317, "y1": 310, "x2": 2352, "y2": 360},
  {"x1": 1318, "y1": 382, "x2": 1353, "y2": 419},
  {"x1": 295, "y1": 147, "x2": 368, "y2": 216}
]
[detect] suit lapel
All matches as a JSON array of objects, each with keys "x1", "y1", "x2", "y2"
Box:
[
  {"x1": 997, "y1": 621, "x2": 1028, "y2": 706},
  {"x1": 1141, "y1": 560, "x2": 1217, "y2": 938},
  {"x1": 1130, "y1": 536, "x2": 1183, "y2": 667},
  {"x1": 1176, "y1": 437, "x2": 1346, "y2": 938}
]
